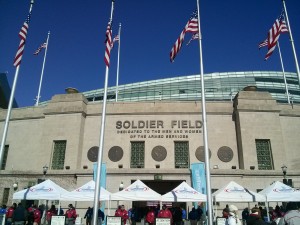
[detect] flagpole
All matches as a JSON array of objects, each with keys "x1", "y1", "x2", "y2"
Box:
[
  {"x1": 35, "y1": 31, "x2": 50, "y2": 106},
  {"x1": 196, "y1": 0, "x2": 213, "y2": 225},
  {"x1": 277, "y1": 41, "x2": 290, "y2": 104},
  {"x1": 0, "y1": 0, "x2": 34, "y2": 169},
  {"x1": 92, "y1": 1, "x2": 114, "y2": 225},
  {"x1": 282, "y1": 0, "x2": 300, "y2": 86},
  {"x1": 115, "y1": 23, "x2": 121, "y2": 102}
]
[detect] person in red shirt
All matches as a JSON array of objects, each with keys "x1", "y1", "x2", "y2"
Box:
[
  {"x1": 145, "y1": 207, "x2": 155, "y2": 225},
  {"x1": 115, "y1": 205, "x2": 128, "y2": 225},
  {"x1": 33, "y1": 205, "x2": 41, "y2": 225},
  {"x1": 46, "y1": 205, "x2": 57, "y2": 225},
  {"x1": 6, "y1": 203, "x2": 17, "y2": 225},
  {"x1": 65, "y1": 204, "x2": 77, "y2": 225},
  {"x1": 157, "y1": 205, "x2": 172, "y2": 225}
]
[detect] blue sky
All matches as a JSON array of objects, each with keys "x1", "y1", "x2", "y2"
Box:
[{"x1": 0, "y1": 0, "x2": 299, "y2": 107}]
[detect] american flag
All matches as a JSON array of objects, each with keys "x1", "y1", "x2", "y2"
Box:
[
  {"x1": 111, "y1": 34, "x2": 119, "y2": 48},
  {"x1": 186, "y1": 33, "x2": 200, "y2": 46},
  {"x1": 260, "y1": 11, "x2": 288, "y2": 60},
  {"x1": 170, "y1": 10, "x2": 199, "y2": 62},
  {"x1": 104, "y1": 21, "x2": 113, "y2": 67},
  {"x1": 13, "y1": 13, "x2": 31, "y2": 67},
  {"x1": 33, "y1": 42, "x2": 47, "y2": 55}
]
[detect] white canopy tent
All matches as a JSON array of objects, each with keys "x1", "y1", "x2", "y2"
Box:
[
  {"x1": 212, "y1": 181, "x2": 266, "y2": 202},
  {"x1": 111, "y1": 180, "x2": 161, "y2": 201},
  {"x1": 162, "y1": 181, "x2": 207, "y2": 202},
  {"x1": 258, "y1": 181, "x2": 300, "y2": 202},
  {"x1": 13, "y1": 179, "x2": 69, "y2": 200},
  {"x1": 60, "y1": 180, "x2": 111, "y2": 201}
]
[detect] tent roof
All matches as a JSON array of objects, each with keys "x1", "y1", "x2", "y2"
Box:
[
  {"x1": 13, "y1": 179, "x2": 69, "y2": 200},
  {"x1": 162, "y1": 181, "x2": 207, "y2": 202},
  {"x1": 258, "y1": 181, "x2": 300, "y2": 202},
  {"x1": 212, "y1": 181, "x2": 266, "y2": 202},
  {"x1": 60, "y1": 180, "x2": 110, "y2": 201},
  {"x1": 111, "y1": 180, "x2": 161, "y2": 201}
]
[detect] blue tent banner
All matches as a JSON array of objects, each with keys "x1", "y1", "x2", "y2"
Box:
[{"x1": 190, "y1": 162, "x2": 206, "y2": 208}]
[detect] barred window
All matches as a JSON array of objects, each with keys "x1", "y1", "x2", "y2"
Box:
[
  {"x1": 255, "y1": 139, "x2": 274, "y2": 170},
  {"x1": 51, "y1": 140, "x2": 66, "y2": 170},
  {"x1": 1, "y1": 145, "x2": 9, "y2": 170},
  {"x1": 2, "y1": 188, "x2": 9, "y2": 205},
  {"x1": 174, "y1": 141, "x2": 189, "y2": 168},
  {"x1": 130, "y1": 142, "x2": 145, "y2": 168}
]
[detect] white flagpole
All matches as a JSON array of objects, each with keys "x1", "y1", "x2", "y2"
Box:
[
  {"x1": 277, "y1": 41, "x2": 290, "y2": 104},
  {"x1": 282, "y1": 0, "x2": 300, "y2": 86},
  {"x1": 35, "y1": 31, "x2": 50, "y2": 106},
  {"x1": 196, "y1": 0, "x2": 213, "y2": 225},
  {"x1": 115, "y1": 23, "x2": 121, "y2": 102},
  {"x1": 92, "y1": 1, "x2": 114, "y2": 225},
  {"x1": 0, "y1": 0, "x2": 34, "y2": 168}
]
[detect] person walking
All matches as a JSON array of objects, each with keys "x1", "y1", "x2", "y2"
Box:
[
  {"x1": 84, "y1": 207, "x2": 93, "y2": 225},
  {"x1": 246, "y1": 207, "x2": 267, "y2": 225},
  {"x1": 173, "y1": 207, "x2": 183, "y2": 225},
  {"x1": 6, "y1": 203, "x2": 16, "y2": 225},
  {"x1": 226, "y1": 205, "x2": 241, "y2": 225},
  {"x1": 12, "y1": 203, "x2": 28, "y2": 225},
  {"x1": 278, "y1": 202, "x2": 300, "y2": 225}
]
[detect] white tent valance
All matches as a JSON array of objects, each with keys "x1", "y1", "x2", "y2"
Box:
[
  {"x1": 258, "y1": 181, "x2": 300, "y2": 202},
  {"x1": 212, "y1": 181, "x2": 266, "y2": 202},
  {"x1": 111, "y1": 180, "x2": 161, "y2": 201},
  {"x1": 60, "y1": 180, "x2": 110, "y2": 201},
  {"x1": 162, "y1": 181, "x2": 207, "y2": 202},
  {"x1": 13, "y1": 179, "x2": 69, "y2": 200}
]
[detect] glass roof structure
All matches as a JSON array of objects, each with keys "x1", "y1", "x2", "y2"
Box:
[{"x1": 82, "y1": 71, "x2": 300, "y2": 104}]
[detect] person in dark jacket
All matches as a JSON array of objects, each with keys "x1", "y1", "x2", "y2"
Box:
[
  {"x1": 188, "y1": 207, "x2": 198, "y2": 225},
  {"x1": 12, "y1": 203, "x2": 28, "y2": 225},
  {"x1": 246, "y1": 207, "x2": 267, "y2": 225},
  {"x1": 84, "y1": 207, "x2": 93, "y2": 225}
]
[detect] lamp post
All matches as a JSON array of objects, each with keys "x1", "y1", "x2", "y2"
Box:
[
  {"x1": 43, "y1": 165, "x2": 48, "y2": 179},
  {"x1": 281, "y1": 165, "x2": 292, "y2": 187},
  {"x1": 117, "y1": 181, "x2": 124, "y2": 208},
  {"x1": 13, "y1": 182, "x2": 18, "y2": 191}
]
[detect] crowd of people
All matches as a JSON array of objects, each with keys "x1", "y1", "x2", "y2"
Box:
[
  {"x1": 110, "y1": 204, "x2": 204, "y2": 225},
  {"x1": 221, "y1": 202, "x2": 300, "y2": 225},
  {"x1": 1, "y1": 201, "x2": 300, "y2": 225},
  {"x1": 0, "y1": 203, "x2": 78, "y2": 225}
]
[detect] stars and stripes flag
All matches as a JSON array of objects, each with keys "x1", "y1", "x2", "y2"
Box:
[
  {"x1": 13, "y1": 13, "x2": 31, "y2": 67},
  {"x1": 186, "y1": 32, "x2": 200, "y2": 46},
  {"x1": 33, "y1": 42, "x2": 47, "y2": 55},
  {"x1": 259, "y1": 11, "x2": 288, "y2": 60},
  {"x1": 111, "y1": 34, "x2": 119, "y2": 48},
  {"x1": 170, "y1": 10, "x2": 199, "y2": 62},
  {"x1": 104, "y1": 21, "x2": 113, "y2": 67}
]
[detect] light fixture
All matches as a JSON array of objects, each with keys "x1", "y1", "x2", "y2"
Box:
[
  {"x1": 213, "y1": 165, "x2": 219, "y2": 169},
  {"x1": 231, "y1": 166, "x2": 236, "y2": 169},
  {"x1": 281, "y1": 165, "x2": 287, "y2": 178},
  {"x1": 250, "y1": 166, "x2": 255, "y2": 170},
  {"x1": 119, "y1": 181, "x2": 124, "y2": 191},
  {"x1": 13, "y1": 182, "x2": 18, "y2": 191},
  {"x1": 43, "y1": 165, "x2": 48, "y2": 176}
]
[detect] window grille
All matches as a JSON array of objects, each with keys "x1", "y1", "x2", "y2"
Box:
[
  {"x1": 130, "y1": 142, "x2": 145, "y2": 168},
  {"x1": 51, "y1": 140, "x2": 66, "y2": 170},
  {"x1": 2, "y1": 188, "x2": 9, "y2": 205},
  {"x1": 255, "y1": 139, "x2": 274, "y2": 170},
  {"x1": 174, "y1": 141, "x2": 189, "y2": 168},
  {"x1": 1, "y1": 145, "x2": 9, "y2": 170}
]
